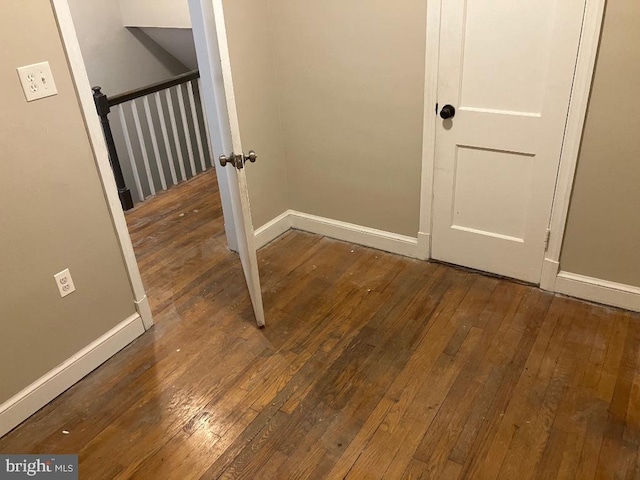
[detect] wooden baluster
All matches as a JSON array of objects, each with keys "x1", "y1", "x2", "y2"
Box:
[
  {"x1": 166, "y1": 88, "x2": 187, "y2": 182},
  {"x1": 143, "y1": 95, "x2": 167, "y2": 191},
  {"x1": 187, "y1": 80, "x2": 207, "y2": 171},
  {"x1": 197, "y1": 78, "x2": 216, "y2": 168},
  {"x1": 131, "y1": 100, "x2": 156, "y2": 197},
  {"x1": 155, "y1": 92, "x2": 178, "y2": 186},
  {"x1": 177, "y1": 83, "x2": 197, "y2": 177},
  {"x1": 117, "y1": 105, "x2": 145, "y2": 202}
]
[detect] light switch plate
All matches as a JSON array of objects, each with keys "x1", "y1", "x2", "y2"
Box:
[{"x1": 17, "y1": 61, "x2": 58, "y2": 102}]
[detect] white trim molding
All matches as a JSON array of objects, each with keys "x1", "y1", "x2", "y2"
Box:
[
  {"x1": 254, "y1": 211, "x2": 292, "y2": 250},
  {"x1": 52, "y1": 0, "x2": 154, "y2": 329},
  {"x1": 540, "y1": 0, "x2": 606, "y2": 291},
  {"x1": 555, "y1": 272, "x2": 640, "y2": 313},
  {"x1": 0, "y1": 314, "x2": 145, "y2": 438},
  {"x1": 290, "y1": 211, "x2": 421, "y2": 258},
  {"x1": 417, "y1": 0, "x2": 442, "y2": 255},
  {"x1": 255, "y1": 210, "x2": 424, "y2": 259}
]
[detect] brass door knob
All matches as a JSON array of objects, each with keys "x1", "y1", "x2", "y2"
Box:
[{"x1": 219, "y1": 153, "x2": 235, "y2": 167}]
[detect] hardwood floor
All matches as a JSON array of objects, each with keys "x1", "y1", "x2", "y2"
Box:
[{"x1": 1, "y1": 169, "x2": 639, "y2": 479}]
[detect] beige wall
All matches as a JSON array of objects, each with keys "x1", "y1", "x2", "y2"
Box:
[
  {"x1": 270, "y1": 0, "x2": 427, "y2": 237},
  {"x1": 118, "y1": 0, "x2": 192, "y2": 28},
  {"x1": 223, "y1": 0, "x2": 290, "y2": 228},
  {"x1": 68, "y1": 0, "x2": 187, "y2": 94},
  {"x1": 223, "y1": 0, "x2": 427, "y2": 236},
  {"x1": 560, "y1": 0, "x2": 640, "y2": 287},
  {"x1": 0, "y1": 0, "x2": 137, "y2": 404}
]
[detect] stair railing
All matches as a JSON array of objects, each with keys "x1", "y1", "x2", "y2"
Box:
[{"x1": 92, "y1": 70, "x2": 214, "y2": 210}]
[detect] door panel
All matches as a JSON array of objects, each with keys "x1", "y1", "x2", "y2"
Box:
[
  {"x1": 432, "y1": 0, "x2": 586, "y2": 283},
  {"x1": 460, "y1": 0, "x2": 556, "y2": 113},
  {"x1": 452, "y1": 146, "x2": 534, "y2": 240},
  {"x1": 189, "y1": 0, "x2": 265, "y2": 327},
  {"x1": 212, "y1": 0, "x2": 265, "y2": 327},
  {"x1": 225, "y1": 165, "x2": 266, "y2": 328}
]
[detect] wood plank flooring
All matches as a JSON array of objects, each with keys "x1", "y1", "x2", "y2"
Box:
[{"x1": 1, "y1": 169, "x2": 639, "y2": 479}]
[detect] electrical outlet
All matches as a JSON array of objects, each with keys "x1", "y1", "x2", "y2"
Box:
[
  {"x1": 17, "y1": 61, "x2": 57, "y2": 102},
  {"x1": 54, "y1": 268, "x2": 76, "y2": 298}
]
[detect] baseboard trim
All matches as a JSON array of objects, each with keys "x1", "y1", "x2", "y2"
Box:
[
  {"x1": 254, "y1": 211, "x2": 292, "y2": 250},
  {"x1": 555, "y1": 271, "x2": 640, "y2": 312},
  {"x1": 0, "y1": 313, "x2": 145, "y2": 438},
  {"x1": 254, "y1": 210, "x2": 424, "y2": 259},
  {"x1": 289, "y1": 210, "x2": 420, "y2": 258}
]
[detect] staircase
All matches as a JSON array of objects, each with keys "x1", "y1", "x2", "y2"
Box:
[{"x1": 88, "y1": 0, "x2": 216, "y2": 210}]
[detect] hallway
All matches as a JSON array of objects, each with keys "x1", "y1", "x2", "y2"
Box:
[{"x1": 1, "y1": 170, "x2": 639, "y2": 479}]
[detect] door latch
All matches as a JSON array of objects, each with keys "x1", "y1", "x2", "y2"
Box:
[{"x1": 219, "y1": 150, "x2": 258, "y2": 169}]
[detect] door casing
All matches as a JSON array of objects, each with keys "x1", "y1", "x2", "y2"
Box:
[{"x1": 53, "y1": 0, "x2": 153, "y2": 329}]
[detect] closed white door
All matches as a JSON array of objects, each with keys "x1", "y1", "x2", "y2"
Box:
[{"x1": 431, "y1": 0, "x2": 586, "y2": 283}]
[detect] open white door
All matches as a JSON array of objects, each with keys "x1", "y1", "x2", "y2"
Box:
[{"x1": 189, "y1": 0, "x2": 265, "y2": 327}]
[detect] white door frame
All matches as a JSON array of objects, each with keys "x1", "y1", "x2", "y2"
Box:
[
  {"x1": 538, "y1": 0, "x2": 606, "y2": 290},
  {"x1": 52, "y1": 0, "x2": 154, "y2": 328},
  {"x1": 418, "y1": 0, "x2": 606, "y2": 288},
  {"x1": 51, "y1": 0, "x2": 249, "y2": 331}
]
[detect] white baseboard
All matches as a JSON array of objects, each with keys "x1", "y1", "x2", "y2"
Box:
[
  {"x1": 0, "y1": 313, "x2": 146, "y2": 438},
  {"x1": 555, "y1": 271, "x2": 640, "y2": 312},
  {"x1": 254, "y1": 211, "x2": 292, "y2": 250},
  {"x1": 254, "y1": 210, "x2": 425, "y2": 259}
]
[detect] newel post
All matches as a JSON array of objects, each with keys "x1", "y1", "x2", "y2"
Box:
[{"x1": 92, "y1": 86, "x2": 134, "y2": 211}]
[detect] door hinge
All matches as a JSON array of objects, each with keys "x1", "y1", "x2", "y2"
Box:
[{"x1": 544, "y1": 229, "x2": 551, "y2": 251}]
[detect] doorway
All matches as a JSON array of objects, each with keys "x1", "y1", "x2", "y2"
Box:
[{"x1": 53, "y1": 0, "x2": 254, "y2": 329}]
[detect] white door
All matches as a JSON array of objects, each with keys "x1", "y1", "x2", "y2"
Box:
[
  {"x1": 189, "y1": 0, "x2": 265, "y2": 327},
  {"x1": 431, "y1": 0, "x2": 586, "y2": 283}
]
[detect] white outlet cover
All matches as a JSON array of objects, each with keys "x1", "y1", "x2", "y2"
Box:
[
  {"x1": 54, "y1": 268, "x2": 76, "y2": 298},
  {"x1": 17, "y1": 61, "x2": 58, "y2": 102}
]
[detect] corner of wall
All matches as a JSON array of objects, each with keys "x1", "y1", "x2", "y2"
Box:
[{"x1": 264, "y1": 0, "x2": 293, "y2": 214}]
